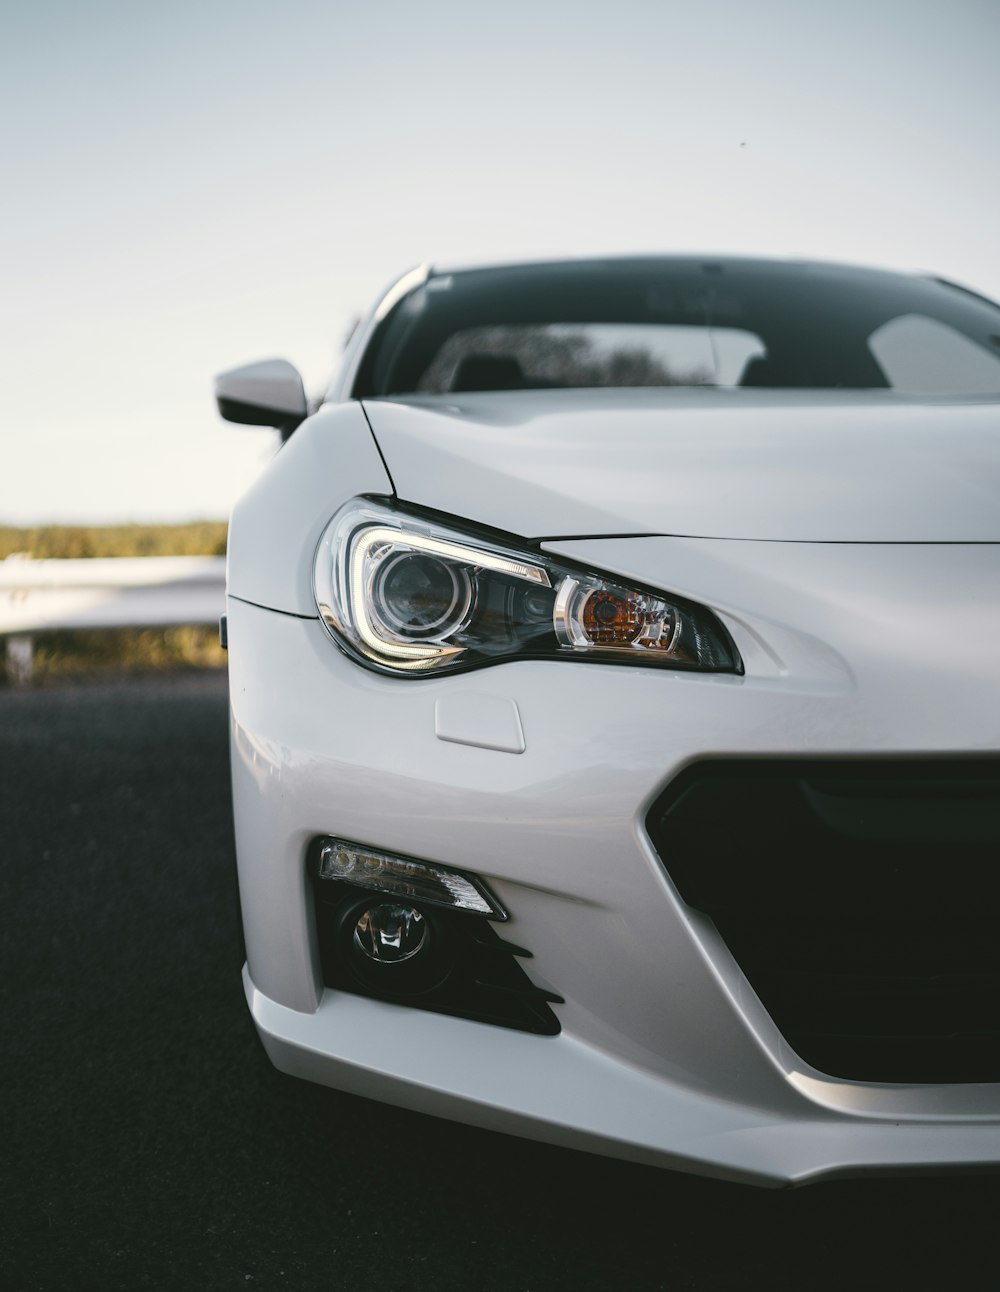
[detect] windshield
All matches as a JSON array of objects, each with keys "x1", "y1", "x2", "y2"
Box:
[{"x1": 353, "y1": 258, "x2": 1000, "y2": 398}]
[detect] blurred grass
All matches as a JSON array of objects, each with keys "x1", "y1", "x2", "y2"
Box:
[{"x1": 2, "y1": 523, "x2": 228, "y2": 683}]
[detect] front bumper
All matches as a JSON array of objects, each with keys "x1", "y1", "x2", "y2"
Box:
[
  {"x1": 227, "y1": 537, "x2": 1000, "y2": 1187},
  {"x1": 245, "y1": 970, "x2": 1000, "y2": 1187}
]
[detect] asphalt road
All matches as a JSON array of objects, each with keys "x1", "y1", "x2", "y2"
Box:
[{"x1": 2, "y1": 672, "x2": 999, "y2": 1291}]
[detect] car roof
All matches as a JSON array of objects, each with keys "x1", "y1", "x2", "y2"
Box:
[{"x1": 424, "y1": 252, "x2": 921, "y2": 282}]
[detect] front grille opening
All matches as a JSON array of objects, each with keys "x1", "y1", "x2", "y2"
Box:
[{"x1": 646, "y1": 760, "x2": 1000, "y2": 1083}]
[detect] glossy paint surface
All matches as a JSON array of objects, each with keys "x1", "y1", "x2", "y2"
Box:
[
  {"x1": 226, "y1": 263, "x2": 1000, "y2": 1185},
  {"x1": 228, "y1": 520, "x2": 1000, "y2": 1183},
  {"x1": 362, "y1": 389, "x2": 1000, "y2": 542},
  {"x1": 226, "y1": 401, "x2": 392, "y2": 616},
  {"x1": 214, "y1": 358, "x2": 307, "y2": 421}
]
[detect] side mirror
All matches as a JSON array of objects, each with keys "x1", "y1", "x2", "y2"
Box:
[{"x1": 214, "y1": 359, "x2": 308, "y2": 440}]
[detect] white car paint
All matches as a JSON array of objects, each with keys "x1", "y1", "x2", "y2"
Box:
[
  {"x1": 214, "y1": 358, "x2": 308, "y2": 422},
  {"x1": 226, "y1": 402, "x2": 391, "y2": 616},
  {"x1": 223, "y1": 256, "x2": 1000, "y2": 1186},
  {"x1": 363, "y1": 388, "x2": 1000, "y2": 541}
]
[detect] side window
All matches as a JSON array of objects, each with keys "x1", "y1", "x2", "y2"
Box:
[{"x1": 868, "y1": 314, "x2": 1000, "y2": 394}]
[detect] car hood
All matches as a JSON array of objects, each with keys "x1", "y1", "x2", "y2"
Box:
[{"x1": 361, "y1": 389, "x2": 1000, "y2": 542}]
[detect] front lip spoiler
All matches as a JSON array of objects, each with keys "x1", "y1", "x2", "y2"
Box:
[{"x1": 244, "y1": 967, "x2": 1000, "y2": 1189}]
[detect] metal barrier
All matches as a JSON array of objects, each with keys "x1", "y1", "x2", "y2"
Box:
[{"x1": 0, "y1": 555, "x2": 226, "y2": 685}]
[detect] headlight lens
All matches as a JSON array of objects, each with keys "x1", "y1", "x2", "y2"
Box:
[
  {"x1": 314, "y1": 499, "x2": 741, "y2": 676},
  {"x1": 373, "y1": 551, "x2": 475, "y2": 639}
]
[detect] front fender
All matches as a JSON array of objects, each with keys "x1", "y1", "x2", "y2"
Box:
[{"x1": 227, "y1": 402, "x2": 393, "y2": 616}]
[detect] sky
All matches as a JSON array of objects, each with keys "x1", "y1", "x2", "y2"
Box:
[{"x1": 3, "y1": 0, "x2": 998, "y2": 525}]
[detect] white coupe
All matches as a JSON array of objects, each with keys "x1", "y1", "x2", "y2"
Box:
[{"x1": 216, "y1": 256, "x2": 1000, "y2": 1186}]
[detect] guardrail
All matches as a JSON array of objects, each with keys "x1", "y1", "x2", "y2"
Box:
[{"x1": 0, "y1": 555, "x2": 227, "y2": 685}]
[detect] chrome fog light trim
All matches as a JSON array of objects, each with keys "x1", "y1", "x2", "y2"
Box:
[{"x1": 317, "y1": 838, "x2": 507, "y2": 920}]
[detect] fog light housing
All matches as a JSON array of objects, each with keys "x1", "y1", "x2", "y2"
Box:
[
  {"x1": 354, "y1": 903, "x2": 429, "y2": 963},
  {"x1": 310, "y1": 836, "x2": 563, "y2": 1034}
]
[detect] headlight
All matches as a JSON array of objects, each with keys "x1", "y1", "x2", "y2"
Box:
[{"x1": 313, "y1": 499, "x2": 741, "y2": 677}]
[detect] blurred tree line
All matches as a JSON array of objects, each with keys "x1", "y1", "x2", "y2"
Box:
[{"x1": 0, "y1": 521, "x2": 228, "y2": 560}]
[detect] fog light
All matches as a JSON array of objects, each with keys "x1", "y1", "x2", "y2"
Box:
[{"x1": 354, "y1": 903, "x2": 429, "y2": 964}]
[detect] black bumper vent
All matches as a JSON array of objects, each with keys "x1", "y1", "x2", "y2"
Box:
[{"x1": 646, "y1": 760, "x2": 1000, "y2": 1083}]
